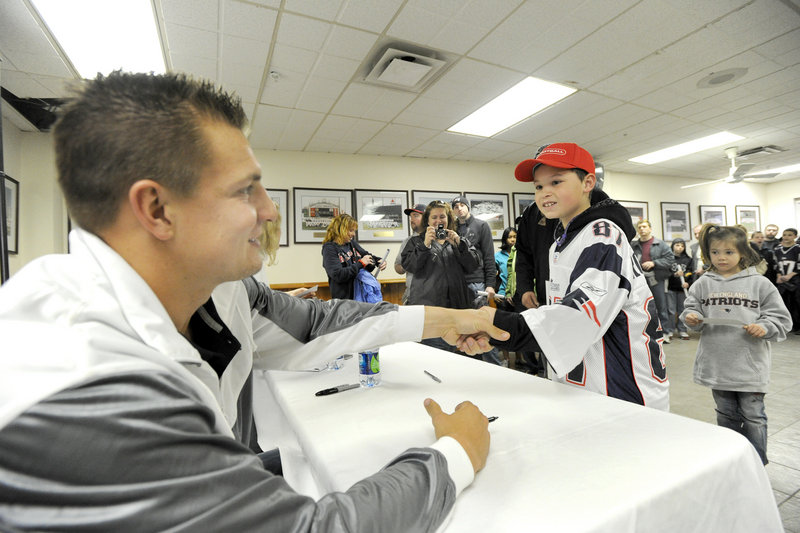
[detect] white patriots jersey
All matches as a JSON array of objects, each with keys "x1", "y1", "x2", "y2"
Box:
[{"x1": 521, "y1": 218, "x2": 670, "y2": 410}]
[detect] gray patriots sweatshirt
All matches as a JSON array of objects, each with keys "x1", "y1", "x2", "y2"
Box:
[{"x1": 680, "y1": 266, "x2": 792, "y2": 392}]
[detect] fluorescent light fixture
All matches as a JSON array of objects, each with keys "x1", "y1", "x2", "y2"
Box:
[
  {"x1": 747, "y1": 163, "x2": 800, "y2": 175},
  {"x1": 31, "y1": 0, "x2": 165, "y2": 78},
  {"x1": 447, "y1": 77, "x2": 576, "y2": 137},
  {"x1": 628, "y1": 132, "x2": 744, "y2": 164}
]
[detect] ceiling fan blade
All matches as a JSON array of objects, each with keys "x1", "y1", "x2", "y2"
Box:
[
  {"x1": 744, "y1": 173, "x2": 780, "y2": 180},
  {"x1": 732, "y1": 163, "x2": 755, "y2": 179},
  {"x1": 681, "y1": 179, "x2": 726, "y2": 189}
]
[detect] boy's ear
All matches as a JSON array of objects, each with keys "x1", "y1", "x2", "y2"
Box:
[
  {"x1": 128, "y1": 180, "x2": 175, "y2": 241},
  {"x1": 583, "y1": 172, "x2": 597, "y2": 192}
]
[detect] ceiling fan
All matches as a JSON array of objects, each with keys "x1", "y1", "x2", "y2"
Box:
[{"x1": 681, "y1": 147, "x2": 780, "y2": 189}]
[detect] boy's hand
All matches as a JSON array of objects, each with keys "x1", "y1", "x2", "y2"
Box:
[
  {"x1": 521, "y1": 291, "x2": 539, "y2": 309},
  {"x1": 684, "y1": 313, "x2": 701, "y2": 327},
  {"x1": 424, "y1": 398, "x2": 490, "y2": 473},
  {"x1": 743, "y1": 323, "x2": 766, "y2": 338}
]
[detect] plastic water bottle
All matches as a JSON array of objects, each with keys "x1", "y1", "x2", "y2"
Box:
[{"x1": 358, "y1": 349, "x2": 381, "y2": 387}]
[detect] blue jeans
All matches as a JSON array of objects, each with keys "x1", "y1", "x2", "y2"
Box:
[
  {"x1": 648, "y1": 281, "x2": 671, "y2": 334},
  {"x1": 467, "y1": 282, "x2": 503, "y2": 366},
  {"x1": 711, "y1": 389, "x2": 768, "y2": 465},
  {"x1": 665, "y1": 290, "x2": 687, "y2": 333}
]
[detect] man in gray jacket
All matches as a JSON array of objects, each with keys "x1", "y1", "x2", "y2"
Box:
[
  {"x1": 453, "y1": 196, "x2": 503, "y2": 365},
  {"x1": 631, "y1": 220, "x2": 675, "y2": 342},
  {"x1": 0, "y1": 71, "x2": 502, "y2": 532}
]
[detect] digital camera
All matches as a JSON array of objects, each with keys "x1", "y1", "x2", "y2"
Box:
[{"x1": 435, "y1": 224, "x2": 447, "y2": 240}]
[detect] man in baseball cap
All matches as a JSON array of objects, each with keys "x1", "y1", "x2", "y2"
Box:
[
  {"x1": 486, "y1": 142, "x2": 670, "y2": 410},
  {"x1": 395, "y1": 203, "x2": 427, "y2": 302}
]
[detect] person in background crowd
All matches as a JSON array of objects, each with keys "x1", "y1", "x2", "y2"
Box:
[
  {"x1": 0, "y1": 71, "x2": 504, "y2": 532},
  {"x1": 773, "y1": 228, "x2": 800, "y2": 333},
  {"x1": 690, "y1": 224, "x2": 707, "y2": 279},
  {"x1": 666, "y1": 238, "x2": 693, "y2": 340},
  {"x1": 322, "y1": 213, "x2": 386, "y2": 300},
  {"x1": 395, "y1": 203, "x2": 425, "y2": 304},
  {"x1": 763, "y1": 224, "x2": 780, "y2": 253},
  {"x1": 494, "y1": 226, "x2": 517, "y2": 367},
  {"x1": 452, "y1": 195, "x2": 503, "y2": 365},
  {"x1": 681, "y1": 225, "x2": 791, "y2": 465},
  {"x1": 256, "y1": 212, "x2": 316, "y2": 297},
  {"x1": 494, "y1": 227, "x2": 517, "y2": 311},
  {"x1": 401, "y1": 201, "x2": 481, "y2": 353},
  {"x1": 631, "y1": 220, "x2": 675, "y2": 342}
]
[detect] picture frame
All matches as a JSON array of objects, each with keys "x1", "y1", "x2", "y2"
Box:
[
  {"x1": 512, "y1": 192, "x2": 536, "y2": 221},
  {"x1": 735, "y1": 205, "x2": 761, "y2": 234},
  {"x1": 618, "y1": 200, "x2": 649, "y2": 227},
  {"x1": 463, "y1": 191, "x2": 510, "y2": 240},
  {"x1": 699, "y1": 205, "x2": 727, "y2": 226},
  {"x1": 411, "y1": 189, "x2": 460, "y2": 209},
  {"x1": 3, "y1": 174, "x2": 19, "y2": 255},
  {"x1": 293, "y1": 187, "x2": 353, "y2": 244},
  {"x1": 661, "y1": 202, "x2": 691, "y2": 242},
  {"x1": 269, "y1": 188, "x2": 289, "y2": 246},
  {"x1": 353, "y1": 189, "x2": 409, "y2": 242}
]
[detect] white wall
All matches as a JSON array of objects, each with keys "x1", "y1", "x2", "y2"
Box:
[
  {"x1": 764, "y1": 177, "x2": 800, "y2": 230},
  {"x1": 3, "y1": 131, "x2": 797, "y2": 284}
]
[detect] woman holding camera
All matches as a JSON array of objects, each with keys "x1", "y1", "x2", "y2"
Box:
[
  {"x1": 401, "y1": 201, "x2": 480, "y2": 349},
  {"x1": 322, "y1": 214, "x2": 386, "y2": 300}
]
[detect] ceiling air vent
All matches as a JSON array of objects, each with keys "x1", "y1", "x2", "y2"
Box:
[
  {"x1": 357, "y1": 40, "x2": 455, "y2": 93},
  {"x1": 736, "y1": 145, "x2": 785, "y2": 159}
]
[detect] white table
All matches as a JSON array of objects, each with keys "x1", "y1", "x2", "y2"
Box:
[{"x1": 253, "y1": 342, "x2": 782, "y2": 532}]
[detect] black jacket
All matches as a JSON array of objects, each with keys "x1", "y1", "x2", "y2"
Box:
[
  {"x1": 455, "y1": 215, "x2": 494, "y2": 288},
  {"x1": 321, "y1": 240, "x2": 380, "y2": 300},
  {"x1": 400, "y1": 235, "x2": 480, "y2": 309}
]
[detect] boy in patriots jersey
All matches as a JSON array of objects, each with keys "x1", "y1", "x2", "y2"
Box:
[
  {"x1": 490, "y1": 143, "x2": 669, "y2": 410},
  {"x1": 773, "y1": 228, "x2": 800, "y2": 331}
]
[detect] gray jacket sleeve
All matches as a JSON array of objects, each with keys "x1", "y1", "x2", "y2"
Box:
[
  {"x1": 0, "y1": 372, "x2": 456, "y2": 533},
  {"x1": 651, "y1": 241, "x2": 675, "y2": 281},
  {"x1": 243, "y1": 278, "x2": 422, "y2": 370}
]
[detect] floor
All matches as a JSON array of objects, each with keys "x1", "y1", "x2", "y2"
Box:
[
  {"x1": 666, "y1": 330, "x2": 800, "y2": 532},
  {"x1": 509, "y1": 331, "x2": 800, "y2": 532}
]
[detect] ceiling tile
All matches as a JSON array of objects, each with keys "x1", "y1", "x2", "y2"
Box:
[
  {"x1": 165, "y1": 23, "x2": 218, "y2": 59},
  {"x1": 162, "y1": 0, "x2": 219, "y2": 31},
  {"x1": 337, "y1": 0, "x2": 404, "y2": 33},
  {"x1": 277, "y1": 13, "x2": 333, "y2": 51},
  {"x1": 222, "y1": 0, "x2": 278, "y2": 40}
]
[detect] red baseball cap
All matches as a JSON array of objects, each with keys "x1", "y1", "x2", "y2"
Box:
[{"x1": 514, "y1": 143, "x2": 595, "y2": 182}]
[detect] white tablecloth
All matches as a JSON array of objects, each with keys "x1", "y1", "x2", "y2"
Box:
[{"x1": 253, "y1": 341, "x2": 781, "y2": 532}]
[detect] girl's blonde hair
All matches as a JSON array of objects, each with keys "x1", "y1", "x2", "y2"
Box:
[
  {"x1": 323, "y1": 214, "x2": 357, "y2": 245},
  {"x1": 699, "y1": 224, "x2": 761, "y2": 272},
  {"x1": 258, "y1": 211, "x2": 282, "y2": 266}
]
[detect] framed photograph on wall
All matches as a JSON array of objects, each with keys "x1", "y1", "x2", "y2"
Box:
[
  {"x1": 512, "y1": 192, "x2": 536, "y2": 221},
  {"x1": 735, "y1": 205, "x2": 761, "y2": 234},
  {"x1": 463, "y1": 191, "x2": 510, "y2": 240},
  {"x1": 618, "y1": 200, "x2": 648, "y2": 227},
  {"x1": 661, "y1": 202, "x2": 691, "y2": 242},
  {"x1": 353, "y1": 189, "x2": 409, "y2": 242},
  {"x1": 412, "y1": 189, "x2": 460, "y2": 209},
  {"x1": 293, "y1": 187, "x2": 353, "y2": 244},
  {"x1": 4, "y1": 174, "x2": 19, "y2": 255},
  {"x1": 699, "y1": 205, "x2": 726, "y2": 226},
  {"x1": 269, "y1": 188, "x2": 289, "y2": 246}
]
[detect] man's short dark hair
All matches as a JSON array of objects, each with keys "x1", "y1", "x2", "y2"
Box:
[{"x1": 55, "y1": 71, "x2": 247, "y2": 233}]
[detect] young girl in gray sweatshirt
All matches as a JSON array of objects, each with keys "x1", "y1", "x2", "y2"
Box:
[{"x1": 680, "y1": 225, "x2": 792, "y2": 465}]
